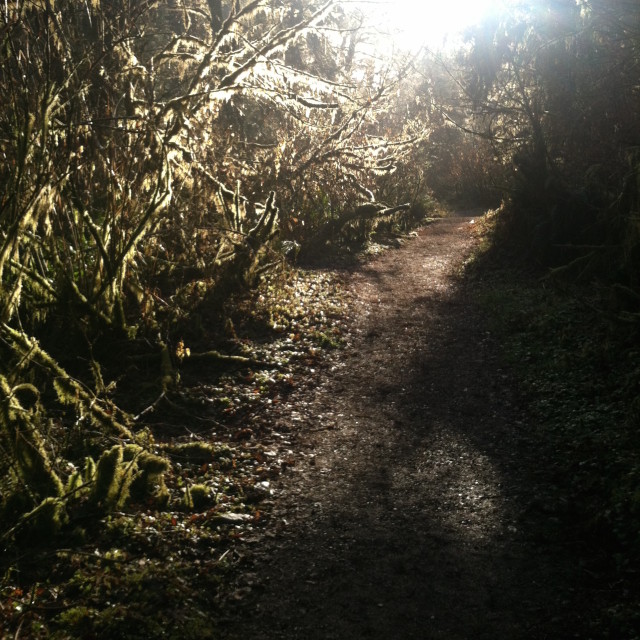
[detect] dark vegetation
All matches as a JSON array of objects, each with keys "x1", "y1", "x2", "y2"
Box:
[
  {"x1": 470, "y1": 213, "x2": 640, "y2": 636},
  {"x1": 1, "y1": 0, "x2": 639, "y2": 636}
]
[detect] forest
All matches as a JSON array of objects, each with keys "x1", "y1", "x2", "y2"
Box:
[{"x1": 1, "y1": 0, "x2": 639, "y2": 637}]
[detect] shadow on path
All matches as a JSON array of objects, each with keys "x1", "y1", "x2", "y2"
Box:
[{"x1": 217, "y1": 217, "x2": 593, "y2": 639}]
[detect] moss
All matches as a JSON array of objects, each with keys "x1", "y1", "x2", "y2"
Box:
[
  {"x1": 184, "y1": 483, "x2": 211, "y2": 510},
  {"x1": 54, "y1": 606, "x2": 97, "y2": 636},
  {"x1": 159, "y1": 341, "x2": 175, "y2": 391},
  {"x1": 127, "y1": 449, "x2": 170, "y2": 507},
  {"x1": 137, "y1": 451, "x2": 170, "y2": 476},
  {"x1": 1, "y1": 489, "x2": 32, "y2": 523},
  {"x1": 163, "y1": 442, "x2": 215, "y2": 465},
  {"x1": 52, "y1": 376, "x2": 79, "y2": 405},
  {"x1": 83, "y1": 456, "x2": 97, "y2": 483},
  {"x1": 122, "y1": 443, "x2": 138, "y2": 462},
  {"x1": 87, "y1": 444, "x2": 171, "y2": 509},
  {"x1": 12, "y1": 414, "x2": 64, "y2": 500},
  {"x1": 1, "y1": 375, "x2": 64, "y2": 501},
  {"x1": 311, "y1": 330, "x2": 342, "y2": 349},
  {"x1": 190, "y1": 484, "x2": 211, "y2": 509},
  {"x1": 20, "y1": 497, "x2": 68, "y2": 544},
  {"x1": 65, "y1": 470, "x2": 84, "y2": 495},
  {"x1": 92, "y1": 445, "x2": 123, "y2": 509}
]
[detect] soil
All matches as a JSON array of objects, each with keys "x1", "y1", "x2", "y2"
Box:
[{"x1": 216, "y1": 214, "x2": 596, "y2": 639}]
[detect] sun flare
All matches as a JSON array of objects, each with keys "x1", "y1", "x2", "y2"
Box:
[{"x1": 362, "y1": 0, "x2": 510, "y2": 51}]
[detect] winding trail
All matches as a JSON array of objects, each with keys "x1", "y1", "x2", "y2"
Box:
[{"x1": 218, "y1": 214, "x2": 590, "y2": 639}]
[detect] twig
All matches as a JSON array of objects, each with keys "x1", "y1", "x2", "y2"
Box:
[{"x1": 134, "y1": 391, "x2": 166, "y2": 421}]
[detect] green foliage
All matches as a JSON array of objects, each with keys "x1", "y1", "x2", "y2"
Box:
[
  {"x1": 460, "y1": 0, "x2": 640, "y2": 302},
  {"x1": 476, "y1": 267, "x2": 640, "y2": 569},
  {"x1": 469, "y1": 224, "x2": 640, "y2": 632},
  {"x1": 49, "y1": 554, "x2": 220, "y2": 640},
  {"x1": 310, "y1": 330, "x2": 342, "y2": 349}
]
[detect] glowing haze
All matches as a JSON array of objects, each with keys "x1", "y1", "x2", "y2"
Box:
[{"x1": 360, "y1": 0, "x2": 510, "y2": 51}]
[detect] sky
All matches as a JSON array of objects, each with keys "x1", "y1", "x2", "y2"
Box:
[{"x1": 358, "y1": 0, "x2": 512, "y2": 51}]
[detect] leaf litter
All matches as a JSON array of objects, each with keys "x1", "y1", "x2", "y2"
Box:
[{"x1": 1, "y1": 268, "x2": 353, "y2": 639}]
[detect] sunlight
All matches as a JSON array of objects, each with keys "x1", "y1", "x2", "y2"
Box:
[{"x1": 360, "y1": 0, "x2": 511, "y2": 51}]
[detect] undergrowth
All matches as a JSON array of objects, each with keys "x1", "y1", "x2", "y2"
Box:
[
  {"x1": 0, "y1": 267, "x2": 351, "y2": 639},
  {"x1": 469, "y1": 212, "x2": 640, "y2": 636}
]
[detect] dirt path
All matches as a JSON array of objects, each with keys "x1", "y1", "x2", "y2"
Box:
[{"x1": 217, "y1": 215, "x2": 591, "y2": 639}]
